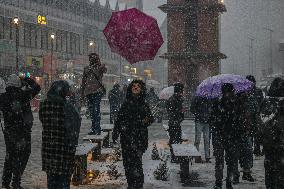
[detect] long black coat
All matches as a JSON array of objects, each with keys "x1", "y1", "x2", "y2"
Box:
[
  {"x1": 166, "y1": 94, "x2": 184, "y2": 124},
  {"x1": 210, "y1": 96, "x2": 243, "y2": 146},
  {"x1": 112, "y1": 81, "x2": 154, "y2": 153}
]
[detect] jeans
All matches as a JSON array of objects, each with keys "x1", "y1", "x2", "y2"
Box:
[
  {"x1": 168, "y1": 120, "x2": 182, "y2": 161},
  {"x1": 2, "y1": 128, "x2": 31, "y2": 188},
  {"x1": 47, "y1": 174, "x2": 71, "y2": 189},
  {"x1": 194, "y1": 122, "x2": 210, "y2": 159},
  {"x1": 109, "y1": 105, "x2": 119, "y2": 124},
  {"x1": 87, "y1": 92, "x2": 103, "y2": 134},
  {"x1": 239, "y1": 135, "x2": 253, "y2": 171}
]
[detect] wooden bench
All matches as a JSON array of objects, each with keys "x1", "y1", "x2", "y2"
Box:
[
  {"x1": 83, "y1": 132, "x2": 108, "y2": 160},
  {"x1": 72, "y1": 143, "x2": 98, "y2": 185},
  {"x1": 101, "y1": 124, "x2": 114, "y2": 147},
  {"x1": 172, "y1": 144, "x2": 201, "y2": 184}
]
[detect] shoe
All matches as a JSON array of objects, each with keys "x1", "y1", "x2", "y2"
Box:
[
  {"x1": 232, "y1": 177, "x2": 239, "y2": 185},
  {"x1": 206, "y1": 158, "x2": 212, "y2": 163},
  {"x1": 226, "y1": 182, "x2": 233, "y2": 189},
  {"x1": 212, "y1": 184, "x2": 222, "y2": 189},
  {"x1": 195, "y1": 156, "x2": 203, "y2": 163},
  {"x1": 242, "y1": 173, "x2": 255, "y2": 182},
  {"x1": 171, "y1": 158, "x2": 179, "y2": 164},
  {"x1": 1, "y1": 185, "x2": 10, "y2": 189}
]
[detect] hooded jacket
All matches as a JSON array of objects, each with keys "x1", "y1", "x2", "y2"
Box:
[
  {"x1": 39, "y1": 80, "x2": 80, "y2": 175},
  {"x1": 112, "y1": 80, "x2": 154, "y2": 153}
]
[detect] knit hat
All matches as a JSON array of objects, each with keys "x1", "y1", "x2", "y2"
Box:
[
  {"x1": 6, "y1": 74, "x2": 22, "y2": 88},
  {"x1": 0, "y1": 77, "x2": 6, "y2": 93}
]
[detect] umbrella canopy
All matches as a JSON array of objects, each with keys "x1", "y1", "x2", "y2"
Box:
[
  {"x1": 195, "y1": 74, "x2": 254, "y2": 98},
  {"x1": 103, "y1": 8, "x2": 164, "y2": 64},
  {"x1": 159, "y1": 86, "x2": 174, "y2": 100}
]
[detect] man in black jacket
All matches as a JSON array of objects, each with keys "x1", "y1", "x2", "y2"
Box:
[
  {"x1": 166, "y1": 82, "x2": 184, "y2": 163},
  {"x1": 210, "y1": 83, "x2": 242, "y2": 189},
  {"x1": 0, "y1": 74, "x2": 40, "y2": 189}
]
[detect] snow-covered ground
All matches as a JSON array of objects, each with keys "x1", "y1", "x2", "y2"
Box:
[{"x1": 0, "y1": 106, "x2": 266, "y2": 189}]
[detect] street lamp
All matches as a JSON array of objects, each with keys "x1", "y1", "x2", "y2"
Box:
[
  {"x1": 12, "y1": 17, "x2": 20, "y2": 71},
  {"x1": 50, "y1": 33, "x2": 55, "y2": 83},
  {"x1": 89, "y1": 40, "x2": 95, "y2": 53}
]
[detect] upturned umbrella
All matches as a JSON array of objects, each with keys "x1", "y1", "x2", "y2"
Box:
[
  {"x1": 195, "y1": 74, "x2": 254, "y2": 98},
  {"x1": 159, "y1": 86, "x2": 174, "y2": 100},
  {"x1": 103, "y1": 8, "x2": 164, "y2": 64}
]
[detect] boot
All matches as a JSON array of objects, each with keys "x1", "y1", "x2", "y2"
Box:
[
  {"x1": 212, "y1": 184, "x2": 222, "y2": 189},
  {"x1": 195, "y1": 156, "x2": 203, "y2": 163},
  {"x1": 242, "y1": 172, "x2": 255, "y2": 182},
  {"x1": 232, "y1": 176, "x2": 239, "y2": 185},
  {"x1": 226, "y1": 181, "x2": 233, "y2": 189}
]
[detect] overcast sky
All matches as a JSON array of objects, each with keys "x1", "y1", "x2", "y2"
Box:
[{"x1": 90, "y1": 0, "x2": 167, "y2": 26}]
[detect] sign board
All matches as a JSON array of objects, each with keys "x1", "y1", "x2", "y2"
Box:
[
  {"x1": 26, "y1": 56, "x2": 43, "y2": 68},
  {"x1": 0, "y1": 40, "x2": 16, "y2": 53},
  {"x1": 37, "y1": 15, "x2": 47, "y2": 25}
]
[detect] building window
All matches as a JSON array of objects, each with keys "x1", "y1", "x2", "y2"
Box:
[
  {"x1": 31, "y1": 24, "x2": 37, "y2": 48},
  {"x1": 0, "y1": 16, "x2": 4, "y2": 39},
  {"x1": 24, "y1": 23, "x2": 32, "y2": 47}
]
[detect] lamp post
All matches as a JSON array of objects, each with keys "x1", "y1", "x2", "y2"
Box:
[
  {"x1": 263, "y1": 27, "x2": 274, "y2": 74},
  {"x1": 89, "y1": 40, "x2": 95, "y2": 53},
  {"x1": 12, "y1": 17, "x2": 20, "y2": 71},
  {"x1": 50, "y1": 33, "x2": 55, "y2": 83}
]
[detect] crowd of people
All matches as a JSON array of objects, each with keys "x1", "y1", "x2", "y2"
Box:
[{"x1": 0, "y1": 52, "x2": 283, "y2": 189}]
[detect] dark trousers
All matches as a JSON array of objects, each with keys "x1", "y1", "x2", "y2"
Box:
[
  {"x1": 213, "y1": 135, "x2": 239, "y2": 186},
  {"x1": 2, "y1": 128, "x2": 31, "y2": 188},
  {"x1": 87, "y1": 92, "x2": 103, "y2": 134},
  {"x1": 47, "y1": 174, "x2": 71, "y2": 189},
  {"x1": 109, "y1": 106, "x2": 119, "y2": 124},
  {"x1": 168, "y1": 122, "x2": 182, "y2": 161},
  {"x1": 239, "y1": 135, "x2": 253, "y2": 171},
  {"x1": 264, "y1": 159, "x2": 284, "y2": 189},
  {"x1": 122, "y1": 148, "x2": 144, "y2": 189}
]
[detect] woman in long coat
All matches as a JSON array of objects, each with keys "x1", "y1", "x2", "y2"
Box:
[
  {"x1": 112, "y1": 80, "x2": 154, "y2": 189},
  {"x1": 39, "y1": 80, "x2": 81, "y2": 189}
]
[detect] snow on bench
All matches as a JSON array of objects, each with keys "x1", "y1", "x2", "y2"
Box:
[
  {"x1": 83, "y1": 132, "x2": 109, "y2": 160},
  {"x1": 72, "y1": 143, "x2": 98, "y2": 185},
  {"x1": 172, "y1": 144, "x2": 201, "y2": 184}
]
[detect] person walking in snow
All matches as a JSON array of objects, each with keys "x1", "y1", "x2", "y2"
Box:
[
  {"x1": 0, "y1": 74, "x2": 40, "y2": 189},
  {"x1": 166, "y1": 82, "x2": 185, "y2": 163},
  {"x1": 39, "y1": 80, "x2": 81, "y2": 189},
  {"x1": 112, "y1": 80, "x2": 154, "y2": 189},
  {"x1": 81, "y1": 53, "x2": 107, "y2": 135},
  {"x1": 210, "y1": 83, "x2": 242, "y2": 189},
  {"x1": 245, "y1": 75, "x2": 264, "y2": 157},
  {"x1": 190, "y1": 96, "x2": 212, "y2": 163},
  {"x1": 108, "y1": 83, "x2": 122, "y2": 124},
  {"x1": 258, "y1": 77, "x2": 284, "y2": 189}
]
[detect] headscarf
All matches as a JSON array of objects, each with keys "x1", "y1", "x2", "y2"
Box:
[{"x1": 126, "y1": 80, "x2": 147, "y2": 102}]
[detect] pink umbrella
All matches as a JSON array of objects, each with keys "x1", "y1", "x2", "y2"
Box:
[{"x1": 103, "y1": 8, "x2": 164, "y2": 64}]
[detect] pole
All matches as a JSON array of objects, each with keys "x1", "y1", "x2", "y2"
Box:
[
  {"x1": 248, "y1": 37, "x2": 254, "y2": 75},
  {"x1": 119, "y1": 56, "x2": 122, "y2": 82},
  {"x1": 15, "y1": 26, "x2": 19, "y2": 71},
  {"x1": 51, "y1": 41, "x2": 53, "y2": 84},
  {"x1": 263, "y1": 27, "x2": 274, "y2": 74}
]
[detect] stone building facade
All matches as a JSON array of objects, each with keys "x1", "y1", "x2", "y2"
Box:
[
  {"x1": 160, "y1": 0, "x2": 226, "y2": 98},
  {"x1": 0, "y1": 0, "x2": 128, "y2": 91}
]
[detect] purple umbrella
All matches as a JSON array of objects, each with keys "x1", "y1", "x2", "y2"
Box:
[{"x1": 195, "y1": 74, "x2": 254, "y2": 98}]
